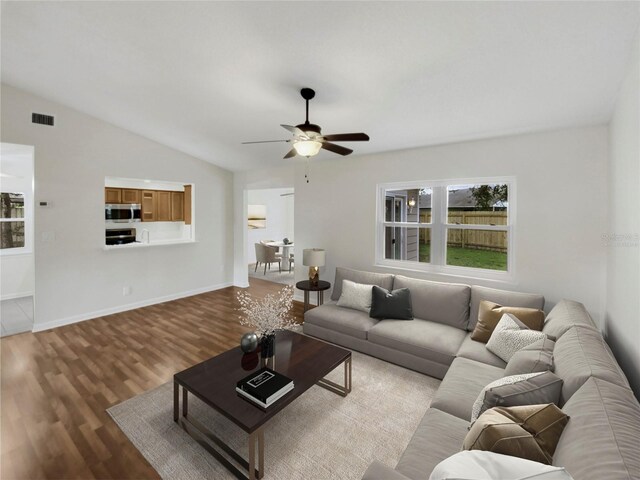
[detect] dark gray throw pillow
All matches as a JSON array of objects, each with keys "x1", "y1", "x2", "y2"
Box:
[{"x1": 369, "y1": 286, "x2": 413, "y2": 320}]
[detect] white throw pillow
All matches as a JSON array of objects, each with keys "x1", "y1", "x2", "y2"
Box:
[
  {"x1": 429, "y1": 451, "x2": 574, "y2": 480},
  {"x1": 486, "y1": 313, "x2": 547, "y2": 362},
  {"x1": 470, "y1": 372, "x2": 544, "y2": 423},
  {"x1": 336, "y1": 279, "x2": 374, "y2": 313}
]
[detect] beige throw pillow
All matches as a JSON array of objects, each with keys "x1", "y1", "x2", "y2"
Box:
[
  {"x1": 463, "y1": 404, "x2": 569, "y2": 465},
  {"x1": 486, "y1": 314, "x2": 547, "y2": 362},
  {"x1": 472, "y1": 301, "x2": 545, "y2": 343},
  {"x1": 336, "y1": 279, "x2": 374, "y2": 313}
]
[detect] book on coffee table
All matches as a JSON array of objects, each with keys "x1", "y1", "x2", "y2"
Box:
[{"x1": 236, "y1": 367, "x2": 294, "y2": 408}]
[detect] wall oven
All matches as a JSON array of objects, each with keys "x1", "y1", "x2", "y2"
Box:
[{"x1": 105, "y1": 204, "x2": 141, "y2": 223}]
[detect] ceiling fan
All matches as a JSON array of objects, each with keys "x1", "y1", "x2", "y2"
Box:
[{"x1": 242, "y1": 88, "x2": 370, "y2": 159}]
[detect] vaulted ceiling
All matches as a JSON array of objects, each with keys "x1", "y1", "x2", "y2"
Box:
[{"x1": 2, "y1": 1, "x2": 638, "y2": 171}]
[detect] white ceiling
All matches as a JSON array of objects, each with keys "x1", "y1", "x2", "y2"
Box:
[{"x1": 2, "y1": 1, "x2": 638, "y2": 172}]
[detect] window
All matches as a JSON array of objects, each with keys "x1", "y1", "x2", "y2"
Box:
[
  {"x1": 0, "y1": 192, "x2": 26, "y2": 250},
  {"x1": 377, "y1": 178, "x2": 514, "y2": 279}
]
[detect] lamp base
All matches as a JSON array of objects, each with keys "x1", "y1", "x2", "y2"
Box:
[{"x1": 308, "y1": 266, "x2": 320, "y2": 287}]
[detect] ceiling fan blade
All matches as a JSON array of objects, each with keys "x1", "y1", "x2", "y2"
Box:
[
  {"x1": 283, "y1": 148, "x2": 297, "y2": 159},
  {"x1": 281, "y1": 124, "x2": 307, "y2": 138},
  {"x1": 241, "y1": 139, "x2": 290, "y2": 144},
  {"x1": 321, "y1": 133, "x2": 370, "y2": 142},
  {"x1": 321, "y1": 142, "x2": 353, "y2": 156}
]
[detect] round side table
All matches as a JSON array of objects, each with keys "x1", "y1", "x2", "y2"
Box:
[{"x1": 296, "y1": 280, "x2": 331, "y2": 312}]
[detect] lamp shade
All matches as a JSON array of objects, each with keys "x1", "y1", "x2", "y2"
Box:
[
  {"x1": 293, "y1": 140, "x2": 322, "y2": 157},
  {"x1": 303, "y1": 248, "x2": 325, "y2": 267}
]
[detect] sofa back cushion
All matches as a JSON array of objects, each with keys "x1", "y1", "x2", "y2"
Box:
[
  {"x1": 469, "y1": 285, "x2": 544, "y2": 331},
  {"x1": 553, "y1": 377, "x2": 640, "y2": 480},
  {"x1": 542, "y1": 299, "x2": 596, "y2": 340},
  {"x1": 553, "y1": 325, "x2": 630, "y2": 404},
  {"x1": 393, "y1": 275, "x2": 470, "y2": 330},
  {"x1": 331, "y1": 267, "x2": 394, "y2": 301}
]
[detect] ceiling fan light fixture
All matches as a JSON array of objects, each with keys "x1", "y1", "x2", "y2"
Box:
[{"x1": 293, "y1": 139, "x2": 322, "y2": 157}]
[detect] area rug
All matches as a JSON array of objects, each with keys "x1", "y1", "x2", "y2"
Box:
[
  {"x1": 248, "y1": 264, "x2": 295, "y2": 285},
  {"x1": 108, "y1": 351, "x2": 440, "y2": 479}
]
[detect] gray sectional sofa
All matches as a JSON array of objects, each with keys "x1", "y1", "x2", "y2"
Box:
[{"x1": 302, "y1": 267, "x2": 640, "y2": 480}]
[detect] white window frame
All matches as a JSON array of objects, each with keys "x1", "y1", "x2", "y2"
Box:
[{"x1": 375, "y1": 176, "x2": 516, "y2": 282}]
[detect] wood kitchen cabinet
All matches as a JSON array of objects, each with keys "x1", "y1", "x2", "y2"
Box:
[
  {"x1": 171, "y1": 192, "x2": 184, "y2": 221},
  {"x1": 156, "y1": 191, "x2": 172, "y2": 221},
  {"x1": 105, "y1": 188, "x2": 122, "y2": 204},
  {"x1": 184, "y1": 185, "x2": 192, "y2": 225},
  {"x1": 121, "y1": 189, "x2": 141, "y2": 204},
  {"x1": 141, "y1": 190, "x2": 156, "y2": 221}
]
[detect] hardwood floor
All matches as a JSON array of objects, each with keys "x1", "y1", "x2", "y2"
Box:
[{"x1": 0, "y1": 279, "x2": 305, "y2": 480}]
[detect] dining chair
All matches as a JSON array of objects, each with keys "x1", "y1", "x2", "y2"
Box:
[{"x1": 255, "y1": 243, "x2": 281, "y2": 274}]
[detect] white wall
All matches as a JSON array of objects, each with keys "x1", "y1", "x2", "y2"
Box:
[
  {"x1": 606, "y1": 30, "x2": 640, "y2": 396},
  {"x1": 0, "y1": 143, "x2": 35, "y2": 300},
  {"x1": 1, "y1": 84, "x2": 234, "y2": 330},
  {"x1": 294, "y1": 126, "x2": 609, "y2": 321},
  {"x1": 233, "y1": 166, "x2": 294, "y2": 287},
  {"x1": 247, "y1": 188, "x2": 294, "y2": 263}
]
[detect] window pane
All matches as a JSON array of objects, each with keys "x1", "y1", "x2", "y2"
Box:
[
  {"x1": 446, "y1": 229, "x2": 507, "y2": 270},
  {"x1": 384, "y1": 227, "x2": 430, "y2": 263},
  {"x1": 384, "y1": 187, "x2": 432, "y2": 223},
  {"x1": 0, "y1": 221, "x2": 25, "y2": 249},
  {"x1": 447, "y1": 184, "x2": 507, "y2": 225},
  {"x1": 0, "y1": 192, "x2": 25, "y2": 219}
]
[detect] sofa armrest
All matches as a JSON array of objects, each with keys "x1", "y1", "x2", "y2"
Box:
[{"x1": 362, "y1": 461, "x2": 412, "y2": 480}]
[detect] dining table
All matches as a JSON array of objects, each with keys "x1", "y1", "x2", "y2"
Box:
[{"x1": 266, "y1": 241, "x2": 294, "y2": 270}]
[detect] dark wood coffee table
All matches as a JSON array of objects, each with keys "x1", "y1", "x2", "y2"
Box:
[{"x1": 173, "y1": 330, "x2": 352, "y2": 480}]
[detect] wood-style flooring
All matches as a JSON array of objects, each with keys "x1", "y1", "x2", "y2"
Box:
[{"x1": 0, "y1": 279, "x2": 305, "y2": 480}]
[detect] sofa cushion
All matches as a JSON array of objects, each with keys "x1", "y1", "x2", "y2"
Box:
[
  {"x1": 362, "y1": 461, "x2": 411, "y2": 480},
  {"x1": 395, "y1": 408, "x2": 469, "y2": 480},
  {"x1": 486, "y1": 314, "x2": 547, "y2": 362},
  {"x1": 554, "y1": 377, "x2": 640, "y2": 480},
  {"x1": 472, "y1": 300, "x2": 545, "y2": 343},
  {"x1": 303, "y1": 303, "x2": 378, "y2": 340},
  {"x1": 471, "y1": 371, "x2": 563, "y2": 423},
  {"x1": 553, "y1": 325, "x2": 630, "y2": 404},
  {"x1": 369, "y1": 286, "x2": 413, "y2": 320},
  {"x1": 430, "y1": 357, "x2": 505, "y2": 420},
  {"x1": 470, "y1": 285, "x2": 544, "y2": 331},
  {"x1": 463, "y1": 404, "x2": 569, "y2": 465},
  {"x1": 368, "y1": 318, "x2": 466, "y2": 367},
  {"x1": 504, "y1": 337, "x2": 555, "y2": 376},
  {"x1": 456, "y1": 333, "x2": 507, "y2": 368},
  {"x1": 542, "y1": 299, "x2": 597, "y2": 340},
  {"x1": 331, "y1": 267, "x2": 394, "y2": 301},
  {"x1": 394, "y1": 275, "x2": 470, "y2": 330}
]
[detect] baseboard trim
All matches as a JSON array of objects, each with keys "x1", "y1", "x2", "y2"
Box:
[
  {"x1": 31, "y1": 282, "x2": 234, "y2": 333},
  {"x1": 1, "y1": 291, "x2": 34, "y2": 301}
]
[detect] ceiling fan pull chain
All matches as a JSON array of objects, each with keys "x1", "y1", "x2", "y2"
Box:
[{"x1": 305, "y1": 158, "x2": 310, "y2": 183}]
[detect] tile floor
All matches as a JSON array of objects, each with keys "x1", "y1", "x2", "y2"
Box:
[{"x1": 1, "y1": 296, "x2": 34, "y2": 337}]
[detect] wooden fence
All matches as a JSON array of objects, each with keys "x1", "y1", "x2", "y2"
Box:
[{"x1": 419, "y1": 211, "x2": 507, "y2": 253}]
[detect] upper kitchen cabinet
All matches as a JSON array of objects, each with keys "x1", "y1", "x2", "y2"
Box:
[
  {"x1": 171, "y1": 192, "x2": 184, "y2": 221},
  {"x1": 156, "y1": 191, "x2": 172, "y2": 221},
  {"x1": 121, "y1": 189, "x2": 141, "y2": 204},
  {"x1": 141, "y1": 190, "x2": 156, "y2": 221},
  {"x1": 105, "y1": 188, "x2": 122, "y2": 204}
]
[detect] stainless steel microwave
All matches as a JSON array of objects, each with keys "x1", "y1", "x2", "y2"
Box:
[{"x1": 105, "y1": 204, "x2": 142, "y2": 223}]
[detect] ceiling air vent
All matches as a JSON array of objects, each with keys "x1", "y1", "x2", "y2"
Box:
[{"x1": 32, "y1": 113, "x2": 54, "y2": 126}]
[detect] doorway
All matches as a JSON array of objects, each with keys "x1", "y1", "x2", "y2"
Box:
[
  {"x1": 0, "y1": 143, "x2": 35, "y2": 336},
  {"x1": 247, "y1": 187, "x2": 294, "y2": 286}
]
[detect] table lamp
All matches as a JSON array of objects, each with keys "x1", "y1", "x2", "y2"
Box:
[{"x1": 303, "y1": 248, "x2": 325, "y2": 287}]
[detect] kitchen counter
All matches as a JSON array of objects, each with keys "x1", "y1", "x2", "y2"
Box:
[{"x1": 104, "y1": 239, "x2": 196, "y2": 250}]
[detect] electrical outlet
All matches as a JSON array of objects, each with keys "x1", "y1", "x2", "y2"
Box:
[
  {"x1": 123, "y1": 286, "x2": 132, "y2": 296},
  {"x1": 41, "y1": 231, "x2": 55, "y2": 242}
]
